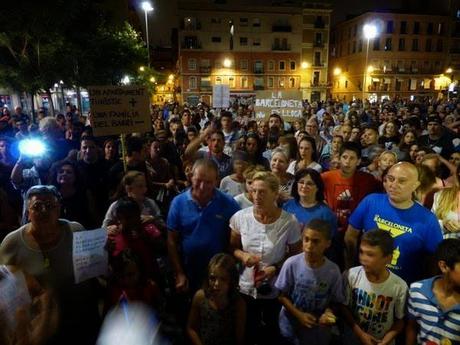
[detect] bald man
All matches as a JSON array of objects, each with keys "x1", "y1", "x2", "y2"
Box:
[{"x1": 344, "y1": 162, "x2": 443, "y2": 284}]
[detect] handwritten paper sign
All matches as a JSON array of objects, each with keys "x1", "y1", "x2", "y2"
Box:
[
  {"x1": 212, "y1": 85, "x2": 230, "y2": 108},
  {"x1": 73, "y1": 228, "x2": 108, "y2": 284},
  {"x1": 88, "y1": 86, "x2": 151, "y2": 136},
  {"x1": 254, "y1": 90, "x2": 303, "y2": 121}
]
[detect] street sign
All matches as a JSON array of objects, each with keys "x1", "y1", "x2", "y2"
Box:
[
  {"x1": 254, "y1": 90, "x2": 303, "y2": 121},
  {"x1": 88, "y1": 85, "x2": 151, "y2": 136},
  {"x1": 212, "y1": 85, "x2": 230, "y2": 108}
]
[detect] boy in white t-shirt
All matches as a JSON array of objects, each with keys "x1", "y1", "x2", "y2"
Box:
[{"x1": 342, "y1": 229, "x2": 408, "y2": 345}]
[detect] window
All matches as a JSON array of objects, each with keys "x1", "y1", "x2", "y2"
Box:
[
  {"x1": 240, "y1": 59, "x2": 248, "y2": 70},
  {"x1": 240, "y1": 18, "x2": 248, "y2": 26},
  {"x1": 373, "y1": 38, "x2": 380, "y2": 51},
  {"x1": 413, "y1": 22, "x2": 420, "y2": 34},
  {"x1": 254, "y1": 61, "x2": 263, "y2": 73},
  {"x1": 436, "y1": 39, "x2": 443, "y2": 52},
  {"x1": 241, "y1": 77, "x2": 248, "y2": 88},
  {"x1": 352, "y1": 41, "x2": 356, "y2": 53},
  {"x1": 268, "y1": 60, "x2": 275, "y2": 71},
  {"x1": 268, "y1": 77, "x2": 274, "y2": 88},
  {"x1": 385, "y1": 38, "x2": 392, "y2": 51},
  {"x1": 412, "y1": 39, "x2": 419, "y2": 51},
  {"x1": 240, "y1": 37, "x2": 248, "y2": 46},
  {"x1": 215, "y1": 60, "x2": 222, "y2": 68},
  {"x1": 345, "y1": 80, "x2": 348, "y2": 88},
  {"x1": 278, "y1": 77, "x2": 285, "y2": 88},
  {"x1": 253, "y1": 38, "x2": 261, "y2": 46},
  {"x1": 290, "y1": 61, "x2": 296, "y2": 70},
  {"x1": 254, "y1": 77, "x2": 264, "y2": 88},
  {"x1": 279, "y1": 61, "x2": 285, "y2": 70},
  {"x1": 398, "y1": 38, "x2": 405, "y2": 51},
  {"x1": 315, "y1": 32, "x2": 322, "y2": 45},
  {"x1": 353, "y1": 24, "x2": 357, "y2": 37},
  {"x1": 211, "y1": 17, "x2": 221, "y2": 24},
  {"x1": 437, "y1": 23, "x2": 444, "y2": 35},
  {"x1": 386, "y1": 21, "x2": 394, "y2": 34},
  {"x1": 253, "y1": 18, "x2": 261, "y2": 27},
  {"x1": 289, "y1": 77, "x2": 296, "y2": 88},
  {"x1": 426, "y1": 38, "x2": 432, "y2": 52},
  {"x1": 427, "y1": 22, "x2": 434, "y2": 34},
  {"x1": 189, "y1": 77, "x2": 197, "y2": 89},
  {"x1": 313, "y1": 71, "x2": 320, "y2": 85},
  {"x1": 358, "y1": 39, "x2": 363, "y2": 52},
  {"x1": 229, "y1": 77, "x2": 235, "y2": 88},
  {"x1": 400, "y1": 21, "x2": 407, "y2": 34},
  {"x1": 188, "y1": 58, "x2": 197, "y2": 70},
  {"x1": 211, "y1": 36, "x2": 221, "y2": 43},
  {"x1": 200, "y1": 77, "x2": 211, "y2": 89},
  {"x1": 215, "y1": 76, "x2": 222, "y2": 84},
  {"x1": 314, "y1": 52, "x2": 321, "y2": 66},
  {"x1": 200, "y1": 59, "x2": 210, "y2": 68}
]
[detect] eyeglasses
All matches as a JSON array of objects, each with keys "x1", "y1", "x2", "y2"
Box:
[{"x1": 29, "y1": 201, "x2": 59, "y2": 212}]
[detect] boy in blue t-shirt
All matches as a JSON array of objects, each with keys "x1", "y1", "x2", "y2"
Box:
[
  {"x1": 407, "y1": 239, "x2": 460, "y2": 345},
  {"x1": 275, "y1": 219, "x2": 345, "y2": 345}
]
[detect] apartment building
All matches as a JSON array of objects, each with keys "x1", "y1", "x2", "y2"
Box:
[{"x1": 329, "y1": 11, "x2": 451, "y2": 101}]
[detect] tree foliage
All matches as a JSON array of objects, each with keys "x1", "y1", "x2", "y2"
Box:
[{"x1": 0, "y1": 0, "x2": 149, "y2": 94}]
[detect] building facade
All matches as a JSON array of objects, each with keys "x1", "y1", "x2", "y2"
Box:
[
  {"x1": 177, "y1": 0, "x2": 332, "y2": 105},
  {"x1": 329, "y1": 12, "x2": 451, "y2": 101}
]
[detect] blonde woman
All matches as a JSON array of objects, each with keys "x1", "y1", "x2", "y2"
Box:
[
  {"x1": 270, "y1": 148, "x2": 295, "y2": 195},
  {"x1": 432, "y1": 165, "x2": 460, "y2": 238}
]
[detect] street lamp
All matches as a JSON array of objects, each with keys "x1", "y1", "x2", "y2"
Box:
[
  {"x1": 223, "y1": 58, "x2": 232, "y2": 68},
  {"x1": 141, "y1": 1, "x2": 154, "y2": 67},
  {"x1": 333, "y1": 67, "x2": 342, "y2": 76},
  {"x1": 301, "y1": 61, "x2": 309, "y2": 69},
  {"x1": 362, "y1": 24, "x2": 377, "y2": 102}
]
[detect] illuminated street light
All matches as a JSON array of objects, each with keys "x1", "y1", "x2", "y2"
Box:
[
  {"x1": 141, "y1": 1, "x2": 154, "y2": 67},
  {"x1": 333, "y1": 67, "x2": 342, "y2": 76},
  {"x1": 367, "y1": 66, "x2": 374, "y2": 73},
  {"x1": 446, "y1": 67, "x2": 453, "y2": 74},
  {"x1": 150, "y1": 76, "x2": 156, "y2": 83},
  {"x1": 139, "y1": 66, "x2": 145, "y2": 72},
  {"x1": 168, "y1": 74, "x2": 174, "y2": 80},
  {"x1": 301, "y1": 61, "x2": 309, "y2": 69},
  {"x1": 121, "y1": 75, "x2": 130, "y2": 85},
  {"x1": 362, "y1": 23, "x2": 378, "y2": 101},
  {"x1": 223, "y1": 58, "x2": 232, "y2": 68}
]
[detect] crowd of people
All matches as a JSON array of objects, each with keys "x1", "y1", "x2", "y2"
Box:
[{"x1": 0, "y1": 96, "x2": 459, "y2": 345}]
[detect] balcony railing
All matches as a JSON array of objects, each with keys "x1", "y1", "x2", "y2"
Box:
[
  {"x1": 253, "y1": 85, "x2": 265, "y2": 90},
  {"x1": 199, "y1": 66, "x2": 211, "y2": 73},
  {"x1": 314, "y1": 21, "x2": 325, "y2": 29},
  {"x1": 181, "y1": 42, "x2": 202, "y2": 49},
  {"x1": 253, "y1": 68, "x2": 264, "y2": 74},
  {"x1": 272, "y1": 44, "x2": 291, "y2": 51},
  {"x1": 272, "y1": 25, "x2": 292, "y2": 32},
  {"x1": 313, "y1": 42, "x2": 325, "y2": 48}
]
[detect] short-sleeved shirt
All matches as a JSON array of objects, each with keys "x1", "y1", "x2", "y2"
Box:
[
  {"x1": 167, "y1": 188, "x2": 240, "y2": 289},
  {"x1": 408, "y1": 277, "x2": 460, "y2": 345},
  {"x1": 282, "y1": 199, "x2": 337, "y2": 235},
  {"x1": 348, "y1": 193, "x2": 443, "y2": 284},
  {"x1": 196, "y1": 151, "x2": 233, "y2": 179},
  {"x1": 343, "y1": 266, "x2": 408, "y2": 344},
  {"x1": 230, "y1": 207, "x2": 301, "y2": 299},
  {"x1": 275, "y1": 254, "x2": 344, "y2": 344}
]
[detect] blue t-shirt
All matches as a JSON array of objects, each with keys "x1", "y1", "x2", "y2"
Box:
[
  {"x1": 275, "y1": 253, "x2": 344, "y2": 344},
  {"x1": 283, "y1": 200, "x2": 337, "y2": 236},
  {"x1": 167, "y1": 188, "x2": 240, "y2": 289},
  {"x1": 348, "y1": 193, "x2": 443, "y2": 284}
]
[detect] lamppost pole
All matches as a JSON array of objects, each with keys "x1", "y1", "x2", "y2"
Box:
[
  {"x1": 362, "y1": 24, "x2": 377, "y2": 103},
  {"x1": 141, "y1": 2, "x2": 154, "y2": 67}
]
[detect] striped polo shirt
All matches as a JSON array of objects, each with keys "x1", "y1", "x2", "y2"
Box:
[{"x1": 408, "y1": 277, "x2": 460, "y2": 344}]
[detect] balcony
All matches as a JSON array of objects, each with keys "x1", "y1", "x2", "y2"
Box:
[
  {"x1": 181, "y1": 42, "x2": 202, "y2": 49},
  {"x1": 200, "y1": 85, "x2": 212, "y2": 91},
  {"x1": 272, "y1": 25, "x2": 292, "y2": 32},
  {"x1": 313, "y1": 62, "x2": 324, "y2": 67},
  {"x1": 272, "y1": 44, "x2": 291, "y2": 51},
  {"x1": 199, "y1": 66, "x2": 211, "y2": 73},
  {"x1": 253, "y1": 68, "x2": 264, "y2": 74},
  {"x1": 253, "y1": 85, "x2": 265, "y2": 90},
  {"x1": 313, "y1": 41, "x2": 325, "y2": 48}
]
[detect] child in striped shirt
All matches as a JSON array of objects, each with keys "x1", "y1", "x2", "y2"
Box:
[{"x1": 407, "y1": 238, "x2": 460, "y2": 345}]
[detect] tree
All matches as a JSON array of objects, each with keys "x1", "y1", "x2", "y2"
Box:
[{"x1": 0, "y1": 0, "x2": 150, "y2": 115}]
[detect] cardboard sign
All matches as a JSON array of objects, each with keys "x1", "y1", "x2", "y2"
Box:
[
  {"x1": 254, "y1": 90, "x2": 303, "y2": 121},
  {"x1": 212, "y1": 85, "x2": 230, "y2": 108},
  {"x1": 73, "y1": 228, "x2": 108, "y2": 284},
  {"x1": 88, "y1": 86, "x2": 151, "y2": 136}
]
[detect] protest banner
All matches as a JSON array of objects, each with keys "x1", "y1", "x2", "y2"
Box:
[
  {"x1": 254, "y1": 90, "x2": 303, "y2": 121},
  {"x1": 88, "y1": 85, "x2": 151, "y2": 136},
  {"x1": 73, "y1": 228, "x2": 108, "y2": 284}
]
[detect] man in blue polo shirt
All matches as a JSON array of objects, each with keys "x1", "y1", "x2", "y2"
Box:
[
  {"x1": 167, "y1": 158, "x2": 240, "y2": 292},
  {"x1": 344, "y1": 162, "x2": 443, "y2": 284}
]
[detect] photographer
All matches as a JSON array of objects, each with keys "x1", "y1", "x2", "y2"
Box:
[{"x1": 230, "y1": 171, "x2": 301, "y2": 345}]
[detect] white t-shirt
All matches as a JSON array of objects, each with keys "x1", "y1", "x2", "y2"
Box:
[
  {"x1": 219, "y1": 176, "x2": 245, "y2": 197},
  {"x1": 343, "y1": 266, "x2": 408, "y2": 345},
  {"x1": 230, "y1": 207, "x2": 301, "y2": 298},
  {"x1": 287, "y1": 160, "x2": 323, "y2": 175},
  {"x1": 234, "y1": 193, "x2": 253, "y2": 209}
]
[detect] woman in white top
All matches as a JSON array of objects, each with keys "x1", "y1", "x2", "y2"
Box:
[
  {"x1": 432, "y1": 164, "x2": 460, "y2": 238},
  {"x1": 287, "y1": 136, "x2": 322, "y2": 175},
  {"x1": 270, "y1": 148, "x2": 295, "y2": 195},
  {"x1": 230, "y1": 171, "x2": 301, "y2": 344}
]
